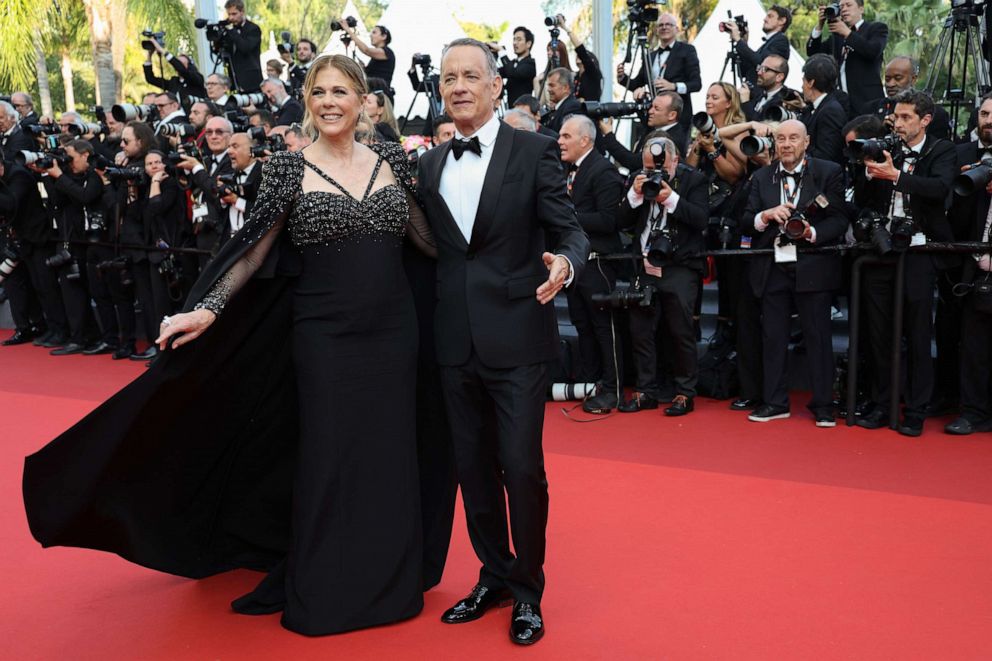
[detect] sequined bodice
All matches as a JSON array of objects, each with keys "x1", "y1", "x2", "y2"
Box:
[{"x1": 288, "y1": 156, "x2": 408, "y2": 247}]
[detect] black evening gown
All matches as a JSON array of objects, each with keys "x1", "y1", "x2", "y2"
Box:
[{"x1": 23, "y1": 143, "x2": 453, "y2": 636}]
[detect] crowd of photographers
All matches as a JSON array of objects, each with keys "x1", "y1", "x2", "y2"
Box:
[{"x1": 2, "y1": 0, "x2": 992, "y2": 436}]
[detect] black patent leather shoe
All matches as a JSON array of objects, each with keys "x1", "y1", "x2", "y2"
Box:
[
  {"x1": 945, "y1": 417, "x2": 992, "y2": 435},
  {"x1": 664, "y1": 394, "x2": 694, "y2": 416},
  {"x1": 82, "y1": 341, "x2": 117, "y2": 355},
  {"x1": 856, "y1": 407, "x2": 889, "y2": 430},
  {"x1": 129, "y1": 346, "x2": 159, "y2": 361},
  {"x1": 618, "y1": 392, "x2": 659, "y2": 413},
  {"x1": 3, "y1": 329, "x2": 35, "y2": 346},
  {"x1": 50, "y1": 342, "x2": 86, "y2": 356},
  {"x1": 730, "y1": 398, "x2": 760, "y2": 411},
  {"x1": 113, "y1": 343, "x2": 136, "y2": 360},
  {"x1": 582, "y1": 391, "x2": 619, "y2": 414},
  {"x1": 509, "y1": 602, "x2": 544, "y2": 645},
  {"x1": 440, "y1": 584, "x2": 512, "y2": 624}
]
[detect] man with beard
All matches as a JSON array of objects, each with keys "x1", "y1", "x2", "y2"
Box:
[
  {"x1": 741, "y1": 55, "x2": 795, "y2": 122},
  {"x1": 283, "y1": 38, "x2": 317, "y2": 96}
]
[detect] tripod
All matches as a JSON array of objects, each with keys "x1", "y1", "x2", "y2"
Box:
[
  {"x1": 718, "y1": 40, "x2": 743, "y2": 86},
  {"x1": 400, "y1": 63, "x2": 442, "y2": 135},
  {"x1": 619, "y1": 21, "x2": 657, "y2": 102},
  {"x1": 924, "y1": 5, "x2": 992, "y2": 139}
]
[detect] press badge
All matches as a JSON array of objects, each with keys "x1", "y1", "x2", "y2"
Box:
[
  {"x1": 774, "y1": 236, "x2": 797, "y2": 263},
  {"x1": 192, "y1": 202, "x2": 209, "y2": 222},
  {"x1": 910, "y1": 232, "x2": 926, "y2": 247}
]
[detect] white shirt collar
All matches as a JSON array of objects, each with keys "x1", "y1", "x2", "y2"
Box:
[
  {"x1": 811, "y1": 93, "x2": 826, "y2": 110},
  {"x1": 907, "y1": 135, "x2": 926, "y2": 154},
  {"x1": 854, "y1": 19, "x2": 865, "y2": 30},
  {"x1": 159, "y1": 110, "x2": 186, "y2": 124},
  {"x1": 239, "y1": 160, "x2": 257, "y2": 177},
  {"x1": 454, "y1": 112, "x2": 500, "y2": 147},
  {"x1": 780, "y1": 159, "x2": 806, "y2": 176},
  {"x1": 660, "y1": 122, "x2": 678, "y2": 132},
  {"x1": 2, "y1": 125, "x2": 14, "y2": 138},
  {"x1": 764, "y1": 85, "x2": 784, "y2": 98},
  {"x1": 278, "y1": 96, "x2": 290, "y2": 108},
  {"x1": 216, "y1": 94, "x2": 229, "y2": 106}
]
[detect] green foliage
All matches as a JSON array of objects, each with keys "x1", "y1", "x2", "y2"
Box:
[
  {"x1": 456, "y1": 19, "x2": 510, "y2": 44},
  {"x1": 0, "y1": 0, "x2": 52, "y2": 91}
]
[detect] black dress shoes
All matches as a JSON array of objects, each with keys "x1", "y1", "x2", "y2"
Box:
[
  {"x1": 664, "y1": 395, "x2": 694, "y2": 416},
  {"x1": 898, "y1": 415, "x2": 924, "y2": 438},
  {"x1": 748, "y1": 404, "x2": 790, "y2": 422},
  {"x1": 129, "y1": 346, "x2": 159, "y2": 361},
  {"x1": 618, "y1": 392, "x2": 658, "y2": 413},
  {"x1": 945, "y1": 416, "x2": 992, "y2": 435},
  {"x1": 856, "y1": 407, "x2": 889, "y2": 430},
  {"x1": 50, "y1": 342, "x2": 86, "y2": 356},
  {"x1": 440, "y1": 584, "x2": 512, "y2": 624},
  {"x1": 3, "y1": 329, "x2": 37, "y2": 346},
  {"x1": 32, "y1": 330, "x2": 55, "y2": 347},
  {"x1": 41, "y1": 333, "x2": 68, "y2": 348},
  {"x1": 509, "y1": 602, "x2": 544, "y2": 645},
  {"x1": 582, "y1": 391, "x2": 619, "y2": 414},
  {"x1": 113, "y1": 343, "x2": 136, "y2": 360},
  {"x1": 730, "y1": 398, "x2": 760, "y2": 411},
  {"x1": 82, "y1": 341, "x2": 117, "y2": 355}
]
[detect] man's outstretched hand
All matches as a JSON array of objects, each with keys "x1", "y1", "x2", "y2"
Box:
[{"x1": 536, "y1": 252, "x2": 570, "y2": 305}]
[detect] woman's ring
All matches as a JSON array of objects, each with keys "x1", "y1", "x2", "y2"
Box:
[{"x1": 161, "y1": 316, "x2": 172, "y2": 327}]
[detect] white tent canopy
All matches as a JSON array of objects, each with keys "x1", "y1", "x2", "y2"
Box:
[{"x1": 690, "y1": 0, "x2": 806, "y2": 111}]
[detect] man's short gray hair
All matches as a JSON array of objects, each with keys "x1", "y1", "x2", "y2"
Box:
[
  {"x1": 210, "y1": 73, "x2": 232, "y2": 88},
  {"x1": 889, "y1": 54, "x2": 920, "y2": 75},
  {"x1": 550, "y1": 67, "x2": 575, "y2": 89},
  {"x1": 441, "y1": 38, "x2": 499, "y2": 78},
  {"x1": 0, "y1": 101, "x2": 18, "y2": 121},
  {"x1": 504, "y1": 108, "x2": 537, "y2": 131},
  {"x1": 563, "y1": 113, "x2": 596, "y2": 141}
]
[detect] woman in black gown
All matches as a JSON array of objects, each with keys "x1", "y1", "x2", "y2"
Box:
[{"x1": 23, "y1": 55, "x2": 447, "y2": 636}]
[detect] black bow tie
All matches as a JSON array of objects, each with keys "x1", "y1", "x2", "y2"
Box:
[
  {"x1": 659, "y1": 46, "x2": 672, "y2": 53},
  {"x1": 901, "y1": 148, "x2": 920, "y2": 161},
  {"x1": 451, "y1": 136, "x2": 482, "y2": 160},
  {"x1": 978, "y1": 146, "x2": 992, "y2": 159}
]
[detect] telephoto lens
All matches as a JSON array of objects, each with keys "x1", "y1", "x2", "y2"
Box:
[
  {"x1": 953, "y1": 161, "x2": 992, "y2": 196},
  {"x1": 741, "y1": 135, "x2": 774, "y2": 157},
  {"x1": 783, "y1": 213, "x2": 808, "y2": 241},
  {"x1": 824, "y1": 3, "x2": 842, "y2": 20},
  {"x1": 158, "y1": 123, "x2": 196, "y2": 138},
  {"x1": 232, "y1": 93, "x2": 266, "y2": 108},
  {"x1": 692, "y1": 111, "x2": 717, "y2": 137},
  {"x1": 549, "y1": 382, "x2": 596, "y2": 401},
  {"x1": 761, "y1": 105, "x2": 797, "y2": 123}
]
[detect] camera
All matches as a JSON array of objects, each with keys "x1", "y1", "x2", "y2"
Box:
[
  {"x1": 741, "y1": 135, "x2": 775, "y2": 157},
  {"x1": 330, "y1": 16, "x2": 358, "y2": 31},
  {"x1": 954, "y1": 157, "x2": 992, "y2": 196},
  {"x1": 824, "y1": 3, "x2": 842, "y2": 21},
  {"x1": 592, "y1": 283, "x2": 656, "y2": 309},
  {"x1": 639, "y1": 169, "x2": 670, "y2": 201},
  {"x1": 231, "y1": 93, "x2": 266, "y2": 109},
  {"x1": 158, "y1": 122, "x2": 196, "y2": 139},
  {"x1": 216, "y1": 172, "x2": 241, "y2": 198},
  {"x1": 761, "y1": 105, "x2": 798, "y2": 123},
  {"x1": 888, "y1": 216, "x2": 916, "y2": 251},
  {"x1": 14, "y1": 149, "x2": 69, "y2": 169},
  {"x1": 276, "y1": 31, "x2": 294, "y2": 55},
  {"x1": 548, "y1": 382, "x2": 597, "y2": 401},
  {"x1": 412, "y1": 53, "x2": 432, "y2": 67},
  {"x1": 84, "y1": 207, "x2": 107, "y2": 237},
  {"x1": 141, "y1": 29, "x2": 165, "y2": 52},
  {"x1": 195, "y1": 18, "x2": 232, "y2": 44},
  {"x1": 97, "y1": 256, "x2": 134, "y2": 287},
  {"x1": 580, "y1": 99, "x2": 651, "y2": 120},
  {"x1": 692, "y1": 111, "x2": 718, "y2": 137},
  {"x1": 157, "y1": 251, "x2": 182, "y2": 293},
  {"x1": 0, "y1": 240, "x2": 19, "y2": 286},
  {"x1": 854, "y1": 209, "x2": 894, "y2": 254},
  {"x1": 111, "y1": 103, "x2": 158, "y2": 123},
  {"x1": 25, "y1": 123, "x2": 60, "y2": 136},
  {"x1": 627, "y1": 0, "x2": 664, "y2": 27},
  {"x1": 646, "y1": 228, "x2": 675, "y2": 266},
  {"x1": 847, "y1": 133, "x2": 901, "y2": 163},
  {"x1": 783, "y1": 209, "x2": 810, "y2": 242},
  {"x1": 105, "y1": 165, "x2": 146, "y2": 184},
  {"x1": 719, "y1": 11, "x2": 747, "y2": 34},
  {"x1": 45, "y1": 248, "x2": 81, "y2": 280}
]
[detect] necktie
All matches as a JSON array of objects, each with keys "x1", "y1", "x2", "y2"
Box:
[
  {"x1": 451, "y1": 136, "x2": 482, "y2": 160},
  {"x1": 566, "y1": 165, "x2": 577, "y2": 195}
]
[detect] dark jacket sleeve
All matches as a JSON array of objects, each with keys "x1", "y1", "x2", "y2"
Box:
[
  {"x1": 535, "y1": 140, "x2": 590, "y2": 278},
  {"x1": 809, "y1": 103, "x2": 846, "y2": 164},
  {"x1": 499, "y1": 55, "x2": 536, "y2": 85},
  {"x1": 144, "y1": 178, "x2": 180, "y2": 241},
  {"x1": 227, "y1": 21, "x2": 261, "y2": 55},
  {"x1": 682, "y1": 46, "x2": 702, "y2": 94},
  {"x1": 894, "y1": 141, "x2": 955, "y2": 203},
  {"x1": 143, "y1": 62, "x2": 171, "y2": 91},
  {"x1": 169, "y1": 54, "x2": 205, "y2": 92},
  {"x1": 616, "y1": 194, "x2": 640, "y2": 233},
  {"x1": 601, "y1": 132, "x2": 642, "y2": 172},
  {"x1": 53, "y1": 170, "x2": 104, "y2": 207},
  {"x1": 574, "y1": 44, "x2": 601, "y2": 82},
  {"x1": 806, "y1": 32, "x2": 827, "y2": 57},
  {"x1": 0, "y1": 177, "x2": 18, "y2": 219},
  {"x1": 846, "y1": 22, "x2": 888, "y2": 62},
  {"x1": 671, "y1": 170, "x2": 708, "y2": 232},
  {"x1": 576, "y1": 162, "x2": 624, "y2": 235}
]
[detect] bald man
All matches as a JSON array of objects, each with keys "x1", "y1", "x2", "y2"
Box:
[
  {"x1": 743, "y1": 119, "x2": 848, "y2": 426},
  {"x1": 865, "y1": 56, "x2": 950, "y2": 140}
]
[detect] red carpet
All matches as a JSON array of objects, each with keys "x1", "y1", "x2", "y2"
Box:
[{"x1": 3, "y1": 336, "x2": 992, "y2": 659}]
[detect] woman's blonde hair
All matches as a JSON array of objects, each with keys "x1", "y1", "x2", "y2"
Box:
[
  {"x1": 379, "y1": 95, "x2": 400, "y2": 135},
  {"x1": 709, "y1": 82, "x2": 746, "y2": 127},
  {"x1": 301, "y1": 54, "x2": 370, "y2": 141}
]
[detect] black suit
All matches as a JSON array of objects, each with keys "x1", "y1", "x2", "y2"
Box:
[
  {"x1": 418, "y1": 121, "x2": 588, "y2": 605},
  {"x1": 190, "y1": 153, "x2": 235, "y2": 268},
  {"x1": 288, "y1": 62, "x2": 311, "y2": 96},
  {"x1": 617, "y1": 165, "x2": 708, "y2": 398},
  {"x1": 1, "y1": 125, "x2": 37, "y2": 157},
  {"x1": 807, "y1": 21, "x2": 888, "y2": 114},
  {"x1": 865, "y1": 95, "x2": 951, "y2": 141},
  {"x1": 619, "y1": 41, "x2": 701, "y2": 130},
  {"x1": 544, "y1": 94, "x2": 582, "y2": 134},
  {"x1": 273, "y1": 98, "x2": 304, "y2": 127},
  {"x1": 499, "y1": 55, "x2": 536, "y2": 107},
  {"x1": 142, "y1": 55, "x2": 207, "y2": 99},
  {"x1": 224, "y1": 20, "x2": 263, "y2": 92},
  {"x1": 745, "y1": 157, "x2": 848, "y2": 414},
  {"x1": 564, "y1": 150, "x2": 625, "y2": 390},
  {"x1": 742, "y1": 86, "x2": 795, "y2": 122},
  {"x1": 854, "y1": 136, "x2": 956, "y2": 418},
  {"x1": 600, "y1": 122, "x2": 688, "y2": 171},
  {"x1": 801, "y1": 93, "x2": 847, "y2": 166},
  {"x1": 957, "y1": 192, "x2": 992, "y2": 421},
  {"x1": 736, "y1": 31, "x2": 791, "y2": 88},
  {"x1": 573, "y1": 44, "x2": 603, "y2": 101},
  {"x1": 19, "y1": 112, "x2": 40, "y2": 131}
]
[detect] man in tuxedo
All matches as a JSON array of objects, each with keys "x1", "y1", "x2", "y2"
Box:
[
  {"x1": 744, "y1": 119, "x2": 848, "y2": 426},
  {"x1": 807, "y1": 0, "x2": 888, "y2": 115},
  {"x1": 0, "y1": 101, "x2": 36, "y2": 157},
  {"x1": 543, "y1": 68, "x2": 582, "y2": 134},
  {"x1": 496, "y1": 26, "x2": 536, "y2": 108},
  {"x1": 10, "y1": 93, "x2": 40, "y2": 129},
  {"x1": 725, "y1": 5, "x2": 792, "y2": 88},
  {"x1": 800, "y1": 55, "x2": 847, "y2": 166},
  {"x1": 853, "y1": 90, "x2": 956, "y2": 436},
  {"x1": 176, "y1": 116, "x2": 235, "y2": 268},
  {"x1": 220, "y1": 0, "x2": 263, "y2": 92},
  {"x1": 616, "y1": 136, "x2": 708, "y2": 416},
  {"x1": 598, "y1": 91, "x2": 687, "y2": 170},
  {"x1": 260, "y1": 78, "x2": 303, "y2": 127},
  {"x1": 741, "y1": 55, "x2": 794, "y2": 121},
  {"x1": 143, "y1": 40, "x2": 207, "y2": 100},
  {"x1": 557, "y1": 114, "x2": 625, "y2": 413},
  {"x1": 283, "y1": 38, "x2": 317, "y2": 96},
  {"x1": 152, "y1": 93, "x2": 191, "y2": 149},
  {"x1": 220, "y1": 132, "x2": 262, "y2": 236},
  {"x1": 616, "y1": 12, "x2": 701, "y2": 130},
  {"x1": 417, "y1": 38, "x2": 588, "y2": 646},
  {"x1": 865, "y1": 56, "x2": 951, "y2": 140},
  {"x1": 205, "y1": 74, "x2": 242, "y2": 114}
]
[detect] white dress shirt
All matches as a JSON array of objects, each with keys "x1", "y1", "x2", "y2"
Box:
[
  {"x1": 228, "y1": 160, "x2": 256, "y2": 232},
  {"x1": 754, "y1": 160, "x2": 818, "y2": 243},
  {"x1": 439, "y1": 113, "x2": 501, "y2": 243}
]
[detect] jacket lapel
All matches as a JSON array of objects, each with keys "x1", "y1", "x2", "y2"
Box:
[{"x1": 468, "y1": 121, "x2": 513, "y2": 250}]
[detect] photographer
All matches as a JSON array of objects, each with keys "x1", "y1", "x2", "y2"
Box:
[
  {"x1": 865, "y1": 56, "x2": 950, "y2": 140},
  {"x1": 0, "y1": 149, "x2": 64, "y2": 346},
  {"x1": 744, "y1": 120, "x2": 847, "y2": 426},
  {"x1": 807, "y1": 0, "x2": 888, "y2": 115},
  {"x1": 342, "y1": 23, "x2": 396, "y2": 87},
  {"x1": 724, "y1": 6, "x2": 791, "y2": 89},
  {"x1": 740, "y1": 55, "x2": 794, "y2": 121},
  {"x1": 260, "y1": 77, "x2": 303, "y2": 127},
  {"x1": 205, "y1": 73, "x2": 240, "y2": 113},
  {"x1": 616, "y1": 12, "x2": 701, "y2": 131},
  {"x1": 598, "y1": 91, "x2": 687, "y2": 171},
  {"x1": 364, "y1": 90, "x2": 400, "y2": 143},
  {"x1": 220, "y1": 132, "x2": 262, "y2": 235},
  {"x1": 283, "y1": 124, "x2": 311, "y2": 152},
  {"x1": 11, "y1": 93, "x2": 39, "y2": 129},
  {"x1": 492, "y1": 27, "x2": 536, "y2": 107},
  {"x1": 282, "y1": 38, "x2": 317, "y2": 95},
  {"x1": 544, "y1": 68, "x2": 582, "y2": 134},
  {"x1": 852, "y1": 90, "x2": 956, "y2": 436},
  {"x1": 217, "y1": 0, "x2": 263, "y2": 92},
  {"x1": 0, "y1": 101, "x2": 35, "y2": 156},
  {"x1": 615, "y1": 134, "x2": 708, "y2": 416},
  {"x1": 152, "y1": 92, "x2": 190, "y2": 149},
  {"x1": 142, "y1": 39, "x2": 207, "y2": 100},
  {"x1": 557, "y1": 115, "x2": 626, "y2": 414},
  {"x1": 176, "y1": 116, "x2": 234, "y2": 269},
  {"x1": 554, "y1": 15, "x2": 603, "y2": 102},
  {"x1": 188, "y1": 100, "x2": 220, "y2": 137},
  {"x1": 40, "y1": 140, "x2": 105, "y2": 355},
  {"x1": 800, "y1": 55, "x2": 847, "y2": 166}
]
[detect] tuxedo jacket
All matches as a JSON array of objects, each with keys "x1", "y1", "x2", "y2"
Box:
[
  {"x1": 190, "y1": 153, "x2": 235, "y2": 233},
  {"x1": 417, "y1": 121, "x2": 590, "y2": 368},
  {"x1": 545, "y1": 94, "x2": 582, "y2": 134},
  {"x1": 499, "y1": 55, "x2": 536, "y2": 106},
  {"x1": 569, "y1": 150, "x2": 625, "y2": 255},
  {"x1": 865, "y1": 96, "x2": 951, "y2": 141},
  {"x1": 226, "y1": 20, "x2": 263, "y2": 92},
  {"x1": 960, "y1": 189, "x2": 992, "y2": 283},
  {"x1": 46, "y1": 169, "x2": 105, "y2": 245},
  {"x1": 616, "y1": 164, "x2": 709, "y2": 274},
  {"x1": 237, "y1": 161, "x2": 263, "y2": 219},
  {"x1": 274, "y1": 98, "x2": 304, "y2": 127},
  {"x1": 744, "y1": 157, "x2": 849, "y2": 295},
  {"x1": 806, "y1": 21, "x2": 888, "y2": 114},
  {"x1": 736, "y1": 32, "x2": 791, "y2": 88},
  {"x1": 0, "y1": 125, "x2": 36, "y2": 157},
  {"x1": 19, "y1": 112, "x2": 40, "y2": 131},
  {"x1": 801, "y1": 94, "x2": 847, "y2": 166},
  {"x1": 620, "y1": 41, "x2": 701, "y2": 127}
]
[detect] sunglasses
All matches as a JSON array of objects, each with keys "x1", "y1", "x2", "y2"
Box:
[{"x1": 120, "y1": 138, "x2": 131, "y2": 144}]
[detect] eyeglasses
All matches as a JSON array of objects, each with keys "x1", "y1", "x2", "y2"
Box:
[
  {"x1": 120, "y1": 138, "x2": 131, "y2": 144},
  {"x1": 205, "y1": 81, "x2": 222, "y2": 87},
  {"x1": 203, "y1": 129, "x2": 231, "y2": 136},
  {"x1": 756, "y1": 65, "x2": 782, "y2": 74},
  {"x1": 154, "y1": 103, "x2": 172, "y2": 109},
  {"x1": 658, "y1": 22, "x2": 677, "y2": 28}
]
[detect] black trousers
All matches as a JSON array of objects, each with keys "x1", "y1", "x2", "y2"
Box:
[
  {"x1": 760, "y1": 265, "x2": 834, "y2": 413},
  {"x1": 21, "y1": 242, "x2": 67, "y2": 336},
  {"x1": 863, "y1": 255, "x2": 935, "y2": 418},
  {"x1": 85, "y1": 244, "x2": 119, "y2": 345},
  {"x1": 736, "y1": 273, "x2": 764, "y2": 401},
  {"x1": 133, "y1": 259, "x2": 171, "y2": 343},
  {"x1": 195, "y1": 223, "x2": 229, "y2": 271},
  {"x1": 440, "y1": 352, "x2": 548, "y2": 605},
  {"x1": 2, "y1": 257, "x2": 42, "y2": 331},
  {"x1": 56, "y1": 252, "x2": 95, "y2": 345},
  {"x1": 958, "y1": 297, "x2": 992, "y2": 421},
  {"x1": 934, "y1": 267, "x2": 963, "y2": 405},
  {"x1": 628, "y1": 265, "x2": 699, "y2": 398},
  {"x1": 565, "y1": 258, "x2": 622, "y2": 391}
]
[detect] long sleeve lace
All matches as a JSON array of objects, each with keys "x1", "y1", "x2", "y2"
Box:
[{"x1": 193, "y1": 217, "x2": 285, "y2": 314}]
